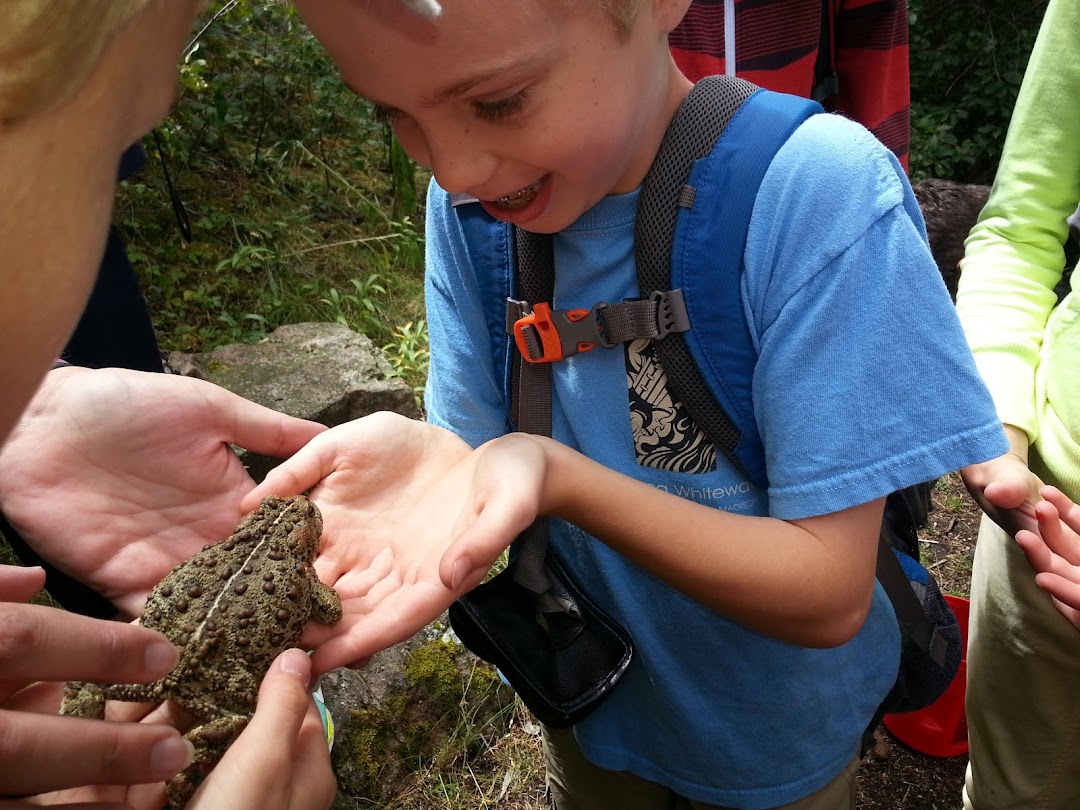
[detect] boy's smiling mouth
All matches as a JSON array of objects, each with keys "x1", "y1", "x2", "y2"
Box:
[{"x1": 491, "y1": 177, "x2": 546, "y2": 210}]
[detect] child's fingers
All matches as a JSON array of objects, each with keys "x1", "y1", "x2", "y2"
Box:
[
  {"x1": 242, "y1": 438, "x2": 338, "y2": 510},
  {"x1": 440, "y1": 489, "x2": 536, "y2": 592},
  {"x1": 1016, "y1": 530, "x2": 1055, "y2": 575},
  {"x1": 1034, "y1": 573, "x2": 1080, "y2": 630},
  {"x1": 1041, "y1": 486, "x2": 1080, "y2": 534},
  {"x1": 1035, "y1": 498, "x2": 1080, "y2": 567}
]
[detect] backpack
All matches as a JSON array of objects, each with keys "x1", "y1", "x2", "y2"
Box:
[{"x1": 448, "y1": 76, "x2": 962, "y2": 733}]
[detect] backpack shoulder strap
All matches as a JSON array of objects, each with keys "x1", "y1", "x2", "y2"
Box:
[{"x1": 637, "y1": 77, "x2": 822, "y2": 488}]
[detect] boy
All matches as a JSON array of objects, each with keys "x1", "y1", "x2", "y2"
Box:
[{"x1": 289, "y1": 0, "x2": 1006, "y2": 807}]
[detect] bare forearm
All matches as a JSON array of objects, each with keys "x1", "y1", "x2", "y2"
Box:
[{"x1": 532, "y1": 436, "x2": 882, "y2": 647}]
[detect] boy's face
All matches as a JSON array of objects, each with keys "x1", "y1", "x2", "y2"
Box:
[{"x1": 295, "y1": 0, "x2": 692, "y2": 233}]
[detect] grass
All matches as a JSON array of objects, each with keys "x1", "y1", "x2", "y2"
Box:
[{"x1": 118, "y1": 1, "x2": 431, "y2": 390}]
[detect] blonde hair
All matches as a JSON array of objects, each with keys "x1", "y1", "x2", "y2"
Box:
[
  {"x1": 0, "y1": 0, "x2": 152, "y2": 124},
  {"x1": 555, "y1": 0, "x2": 642, "y2": 33}
]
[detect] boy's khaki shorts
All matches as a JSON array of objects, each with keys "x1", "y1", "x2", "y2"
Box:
[
  {"x1": 963, "y1": 515, "x2": 1080, "y2": 809},
  {"x1": 542, "y1": 724, "x2": 859, "y2": 810}
]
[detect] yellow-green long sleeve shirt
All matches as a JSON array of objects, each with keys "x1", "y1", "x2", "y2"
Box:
[{"x1": 956, "y1": 0, "x2": 1080, "y2": 489}]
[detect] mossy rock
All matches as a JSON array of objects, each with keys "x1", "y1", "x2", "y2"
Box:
[{"x1": 322, "y1": 622, "x2": 516, "y2": 806}]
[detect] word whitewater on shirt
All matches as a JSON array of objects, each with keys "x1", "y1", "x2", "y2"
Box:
[{"x1": 652, "y1": 480, "x2": 758, "y2": 513}]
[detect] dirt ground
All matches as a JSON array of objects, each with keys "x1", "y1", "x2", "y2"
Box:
[{"x1": 853, "y1": 472, "x2": 980, "y2": 810}]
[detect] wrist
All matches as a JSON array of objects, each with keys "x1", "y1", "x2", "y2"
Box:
[{"x1": 1002, "y1": 423, "x2": 1030, "y2": 466}]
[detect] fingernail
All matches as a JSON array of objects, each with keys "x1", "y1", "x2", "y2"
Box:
[
  {"x1": 151, "y1": 736, "x2": 194, "y2": 776},
  {"x1": 451, "y1": 559, "x2": 468, "y2": 590},
  {"x1": 145, "y1": 641, "x2": 179, "y2": 675},
  {"x1": 278, "y1": 648, "x2": 311, "y2": 685}
]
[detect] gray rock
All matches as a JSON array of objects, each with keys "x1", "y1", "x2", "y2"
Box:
[{"x1": 168, "y1": 322, "x2": 422, "y2": 479}]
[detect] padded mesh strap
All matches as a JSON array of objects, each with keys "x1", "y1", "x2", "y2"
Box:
[{"x1": 635, "y1": 76, "x2": 758, "y2": 477}]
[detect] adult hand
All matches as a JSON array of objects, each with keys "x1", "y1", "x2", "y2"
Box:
[
  {"x1": 19, "y1": 650, "x2": 336, "y2": 810},
  {"x1": 187, "y1": 649, "x2": 336, "y2": 810},
  {"x1": 1015, "y1": 486, "x2": 1080, "y2": 630},
  {"x1": 960, "y1": 424, "x2": 1043, "y2": 537},
  {"x1": 0, "y1": 367, "x2": 325, "y2": 617},
  {"x1": 0, "y1": 565, "x2": 192, "y2": 801},
  {"x1": 244, "y1": 413, "x2": 543, "y2": 673}
]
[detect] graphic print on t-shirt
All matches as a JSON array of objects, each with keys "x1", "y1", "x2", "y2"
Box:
[{"x1": 626, "y1": 339, "x2": 716, "y2": 473}]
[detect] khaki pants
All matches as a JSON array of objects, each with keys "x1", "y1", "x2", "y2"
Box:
[
  {"x1": 543, "y1": 724, "x2": 859, "y2": 810},
  {"x1": 963, "y1": 516, "x2": 1080, "y2": 809}
]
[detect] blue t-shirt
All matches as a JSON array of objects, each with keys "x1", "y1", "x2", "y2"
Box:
[{"x1": 424, "y1": 112, "x2": 1006, "y2": 808}]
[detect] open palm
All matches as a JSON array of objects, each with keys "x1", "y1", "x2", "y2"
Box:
[
  {"x1": 243, "y1": 412, "x2": 542, "y2": 673},
  {"x1": 0, "y1": 367, "x2": 324, "y2": 616}
]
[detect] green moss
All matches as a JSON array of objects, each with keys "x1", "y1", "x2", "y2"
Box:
[{"x1": 331, "y1": 637, "x2": 516, "y2": 805}]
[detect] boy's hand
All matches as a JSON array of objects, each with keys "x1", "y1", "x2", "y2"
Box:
[
  {"x1": 1016, "y1": 486, "x2": 1080, "y2": 630},
  {"x1": 244, "y1": 413, "x2": 541, "y2": 673},
  {"x1": 0, "y1": 367, "x2": 325, "y2": 617},
  {"x1": 960, "y1": 425, "x2": 1043, "y2": 537}
]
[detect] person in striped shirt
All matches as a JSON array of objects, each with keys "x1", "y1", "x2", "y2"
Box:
[{"x1": 670, "y1": 0, "x2": 911, "y2": 170}]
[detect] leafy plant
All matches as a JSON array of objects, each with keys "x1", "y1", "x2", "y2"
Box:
[
  {"x1": 908, "y1": 0, "x2": 1048, "y2": 183},
  {"x1": 382, "y1": 320, "x2": 431, "y2": 397},
  {"x1": 119, "y1": 0, "x2": 426, "y2": 354}
]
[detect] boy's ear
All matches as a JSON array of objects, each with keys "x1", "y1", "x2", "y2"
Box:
[{"x1": 650, "y1": 0, "x2": 692, "y2": 35}]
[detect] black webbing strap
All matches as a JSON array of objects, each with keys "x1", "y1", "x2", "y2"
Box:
[
  {"x1": 507, "y1": 292, "x2": 689, "y2": 364},
  {"x1": 509, "y1": 228, "x2": 555, "y2": 598},
  {"x1": 635, "y1": 76, "x2": 758, "y2": 478}
]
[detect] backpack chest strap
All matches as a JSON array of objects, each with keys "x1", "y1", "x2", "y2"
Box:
[{"x1": 506, "y1": 290, "x2": 690, "y2": 364}]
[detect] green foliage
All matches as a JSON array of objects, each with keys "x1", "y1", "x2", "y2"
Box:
[
  {"x1": 909, "y1": 0, "x2": 1049, "y2": 183},
  {"x1": 331, "y1": 637, "x2": 524, "y2": 808},
  {"x1": 382, "y1": 320, "x2": 431, "y2": 398},
  {"x1": 121, "y1": 0, "x2": 427, "y2": 354},
  {"x1": 390, "y1": 135, "x2": 420, "y2": 222}
]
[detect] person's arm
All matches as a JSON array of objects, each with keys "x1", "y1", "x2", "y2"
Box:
[
  {"x1": 236, "y1": 412, "x2": 879, "y2": 673},
  {"x1": 466, "y1": 433, "x2": 888, "y2": 647},
  {"x1": 955, "y1": 0, "x2": 1080, "y2": 534},
  {"x1": 956, "y1": 0, "x2": 1080, "y2": 443}
]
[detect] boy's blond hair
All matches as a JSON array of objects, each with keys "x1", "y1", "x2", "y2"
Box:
[
  {"x1": 558, "y1": 0, "x2": 641, "y2": 32},
  {"x1": 0, "y1": 0, "x2": 151, "y2": 124}
]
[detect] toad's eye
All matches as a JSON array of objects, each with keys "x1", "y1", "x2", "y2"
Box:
[{"x1": 472, "y1": 88, "x2": 532, "y2": 122}]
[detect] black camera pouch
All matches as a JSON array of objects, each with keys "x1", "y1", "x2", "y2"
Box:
[{"x1": 449, "y1": 531, "x2": 633, "y2": 728}]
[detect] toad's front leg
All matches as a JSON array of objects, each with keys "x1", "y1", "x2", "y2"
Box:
[{"x1": 165, "y1": 714, "x2": 249, "y2": 809}]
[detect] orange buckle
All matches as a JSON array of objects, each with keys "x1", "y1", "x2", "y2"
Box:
[{"x1": 512, "y1": 301, "x2": 610, "y2": 363}]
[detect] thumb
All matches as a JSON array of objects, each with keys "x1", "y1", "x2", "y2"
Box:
[
  {"x1": 983, "y1": 475, "x2": 1039, "y2": 511},
  {"x1": 233, "y1": 649, "x2": 313, "y2": 753},
  {"x1": 241, "y1": 436, "x2": 339, "y2": 511},
  {"x1": 211, "y1": 386, "x2": 326, "y2": 459},
  {"x1": 440, "y1": 493, "x2": 536, "y2": 592}
]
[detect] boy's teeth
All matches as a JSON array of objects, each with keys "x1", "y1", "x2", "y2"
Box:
[{"x1": 498, "y1": 179, "x2": 543, "y2": 208}]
